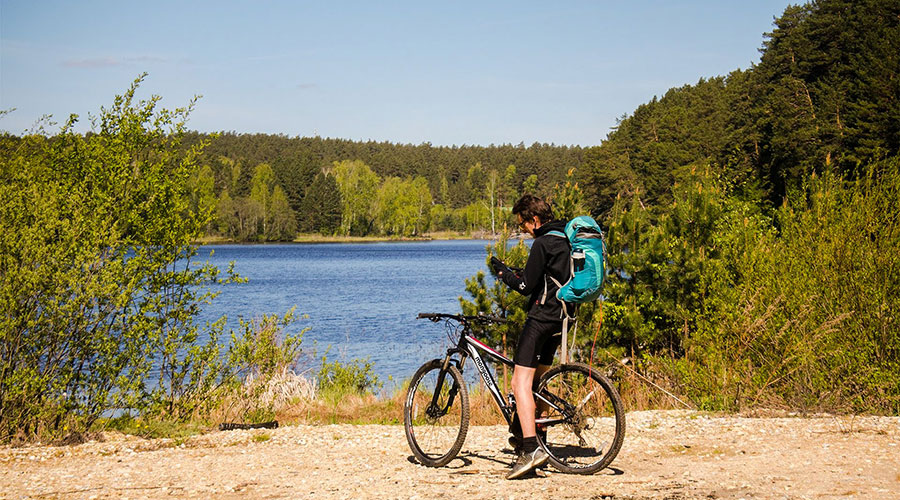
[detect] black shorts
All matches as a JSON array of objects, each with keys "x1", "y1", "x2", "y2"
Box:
[{"x1": 514, "y1": 317, "x2": 562, "y2": 368}]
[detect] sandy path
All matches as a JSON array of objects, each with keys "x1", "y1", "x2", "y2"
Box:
[{"x1": 2, "y1": 411, "x2": 898, "y2": 499}]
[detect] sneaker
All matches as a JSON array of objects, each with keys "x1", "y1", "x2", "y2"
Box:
[{"x1": 506, "y1": 447, "x2": 549, "y2": 480}]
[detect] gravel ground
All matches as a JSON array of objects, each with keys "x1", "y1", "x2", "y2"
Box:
[{"x1": 2, "y1": 410, "x2": 898, "y2": 499}]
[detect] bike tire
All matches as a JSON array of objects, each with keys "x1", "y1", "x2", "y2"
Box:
[
  {"x1": 403, "y1": 359, "x2": 470, "y2": 467},
  {"x1": 536, "y1": 362, "x2": 625, "y2": 474}
]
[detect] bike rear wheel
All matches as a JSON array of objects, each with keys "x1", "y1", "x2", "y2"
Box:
[
  {"x1": 536, "y1": 362, "x2": 625, "y2": 474},
  {"x1": 404, "y1": 359, "x2": 469, "y2": 467}
]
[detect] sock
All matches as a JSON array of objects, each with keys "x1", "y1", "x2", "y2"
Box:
[{"x1": 522, "y1": 436, "x2": 538, "y2": 453}]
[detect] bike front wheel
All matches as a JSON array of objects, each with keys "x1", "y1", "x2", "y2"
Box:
[
  {"x1": 403, "y1": 359, "x2": 469, "y2": 467},
  {"x1": 536, "y1": 362, "x2": 625, "y2": 474}
]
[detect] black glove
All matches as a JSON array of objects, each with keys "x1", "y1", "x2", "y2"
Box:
[{"x1": 490, "y1": 256, "x2": 508, "y2": 276}]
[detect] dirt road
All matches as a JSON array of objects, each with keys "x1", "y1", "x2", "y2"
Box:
[{"x1": 2, "y1": 411, "x2": 898, "y2": 499}]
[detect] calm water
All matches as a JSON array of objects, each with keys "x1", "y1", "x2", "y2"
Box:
[{"x1": 196, "y1": 241, "x2": 495, "y2": 386}]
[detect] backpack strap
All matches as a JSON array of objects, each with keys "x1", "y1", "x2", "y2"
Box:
[
  {"x1": 561, "y1": 314, "x2": 577, "y2": 364},
  {"x1": 541, "y1": 230, "x2": 575, "y2": 307},
  {"x1": 545, "y1": 230, "x2": 576, "y2": 362},
  {"x1": 555, "y1": 297, "x2": 578, "y2": 363}
]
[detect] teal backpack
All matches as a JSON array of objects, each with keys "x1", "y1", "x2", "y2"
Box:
[{"x1": 546, "y1": 215, "x2": 607, "y2": 361}]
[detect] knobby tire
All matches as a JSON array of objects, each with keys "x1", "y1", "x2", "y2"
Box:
[{"x1": 403, "y1": 359, "x2": 469, "y2": 467}]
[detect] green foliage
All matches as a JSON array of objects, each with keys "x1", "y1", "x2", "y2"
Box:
[
  {"x1": 171, "y1": 131, "x2": 582, "y2": 238},
  {"x1": 0, "y1": 75, "x2": 227, "y2": 439},
  {"x1": 550, "y1": 168, "x2": 585, "y2": 220},
  {"x1": 522, "y1": 174, "x2": 538, "y2": 196},
  {"x1": 316, "y1": 356, "x2": 382, "y2": 400},
  {"x1": 583, "y1": 0, "x2": 900, "y2": 214},
  {"x1": 268, "y1": 185, "x2": 297, "y2": 240},
  {"x1": 227, "y1": 309, "x2": 305, "y2": 380},
  {"x1": 189, "y1": 165, "x2": 217, "y2": 233},
  {"x1": 566, "y1": 0, "x2": 900, "y2": 413},
  {"x1": 330, "y1": 159, "x2": 380, "y2": 236},
  {"x1": 744, "y1": 0, "x2": 900, "y2": 199},
  {"x1": 375, "y1": 176, "x2": 432, "y2": 236},
  {"x1": 300, "y1": 172, "x2": 342, "y2": 235},
  {"x1": 213, "y1": 311, "x2": 308, "y2": 426},
  {"x1": 210, "y1": 162, "x2": 296, "y2": 241},
  {"x1": 601, "y1": 164, "x2": 733, "y2": 357},
  {"x1": 604, "y1": 161, "x2": 900, "y2": 413},
  {"x1": 0, "y1": 79, "x2": 312, "y2": 441},
  {"x1": 584, "y1": 76, "x2": 737, "y2": 217}
]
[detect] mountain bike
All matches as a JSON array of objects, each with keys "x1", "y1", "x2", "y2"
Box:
[{"x1": 403, "y1": 312, "x2": 625, "y2": 474}]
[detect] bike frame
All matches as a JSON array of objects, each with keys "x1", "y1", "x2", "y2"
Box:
[{"x1": 433, "y1": 325, "x2": 569, "y2": 429}]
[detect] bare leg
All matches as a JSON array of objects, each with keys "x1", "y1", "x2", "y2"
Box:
[
  {"x1": 511, "y1": 364, "x2": 537, "y2": 438},
  {"x1": 534, "y1": 363, "x2": 552, "y2": 419}
]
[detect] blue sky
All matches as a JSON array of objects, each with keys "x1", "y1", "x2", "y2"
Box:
[{"x1": 1, "y1": 1, "x2": 793, "y2": 146}]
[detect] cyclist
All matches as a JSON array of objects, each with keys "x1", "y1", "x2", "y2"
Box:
[{"x1": 490, "y1": 194, "x2": 571, "y2": 479}]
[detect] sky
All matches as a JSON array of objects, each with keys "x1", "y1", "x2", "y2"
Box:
[{"x1": 1, "y1": 1, "x2": 794, "y2": 147}]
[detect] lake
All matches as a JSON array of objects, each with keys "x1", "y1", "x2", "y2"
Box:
[{"x1": 196, "y1": 240, "x2": 498, "y2": 388}]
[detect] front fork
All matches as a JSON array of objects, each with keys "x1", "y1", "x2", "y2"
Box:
[{"x1": 426, "y1": 353, "x2": 466, "y2": 418}]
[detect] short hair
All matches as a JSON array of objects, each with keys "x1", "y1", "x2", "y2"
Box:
[{"x1": 512, "y1": 194, "x2": 553, "y2": 224}]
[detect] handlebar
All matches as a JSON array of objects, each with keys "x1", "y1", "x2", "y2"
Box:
[{"x1": 417, "y1": 312, "x2": 507, "y2": 325}]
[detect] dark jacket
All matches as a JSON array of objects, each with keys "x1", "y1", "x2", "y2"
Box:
[{"x1": 501, "y1": 220, "x2": 572, "y2": 323}]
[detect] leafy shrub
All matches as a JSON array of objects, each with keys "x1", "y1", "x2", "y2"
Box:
[
  {"x1": 316, "y1": 356, "x2": 382, "y2": 400},
  {"x1": 0, "y1": 77, "x2": 309, "y2": 441},
  {"x1": 0, "y1": 75, "x2": 229, "y2": 440}
]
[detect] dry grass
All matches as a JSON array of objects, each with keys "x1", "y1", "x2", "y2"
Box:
[
  {"x1": 616, "y1": 369, "x2": 689, "y2": 411},
  {"x1": 467, "y1": 387, "x2": 509, "y2": 426},
  {"x1": 217, "y1": 363, "x2": 694, "y2": 427},
  {"x1": 212, "y1": 368, "x2": 317, "y2": 425}
]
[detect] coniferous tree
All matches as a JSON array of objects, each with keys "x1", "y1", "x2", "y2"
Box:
[{"x1": 299, "y1": 172, "x2": 342, "y2": 235}]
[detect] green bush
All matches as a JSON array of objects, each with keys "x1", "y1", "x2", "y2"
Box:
[
  {"x1": 316, "y1": 356, "x2": 382, "y2": 400},
  {"x1": 0, "y1": 77, "x2": 307, "y2": 441},
  {"x1": 0, "y1": 76, "x2": 225, "y2": 440}
]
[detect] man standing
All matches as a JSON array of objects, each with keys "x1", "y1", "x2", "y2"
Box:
[{"x1": 491, "y1": 194, "x2": 572, "y2": 479}]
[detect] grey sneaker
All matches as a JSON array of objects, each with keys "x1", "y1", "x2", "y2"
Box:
[{"x1": 506, "y1": 447, "x2": 549, "y2": 480}]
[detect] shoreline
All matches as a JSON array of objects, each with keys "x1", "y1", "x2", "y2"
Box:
[{"x1": 193, "y1": 231, "x2": 523, "y2": 245}]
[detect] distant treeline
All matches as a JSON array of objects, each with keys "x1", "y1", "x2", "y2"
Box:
[{"x1": 180, "y1": 133, "x2": 585, "y2": 239}]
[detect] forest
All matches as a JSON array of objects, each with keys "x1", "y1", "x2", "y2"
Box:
[
  {"x1": 0, "y1": 0, "x2": 898, "y2": 442},
  {"x1": 178, "y1": 133, "x2": 584, "y2": 239}
]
